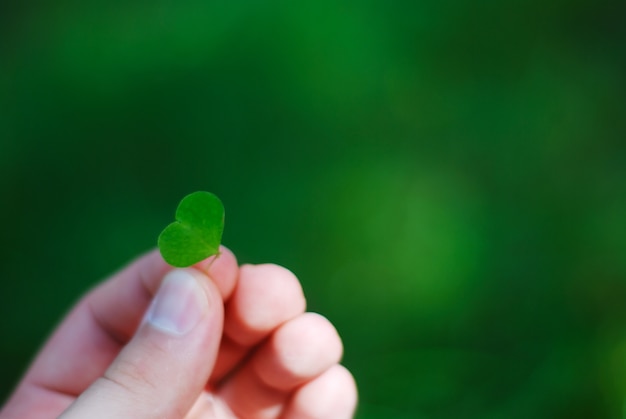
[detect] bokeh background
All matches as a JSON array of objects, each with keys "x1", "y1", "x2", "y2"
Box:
[{"x1": 1, "y1": 1, "x2": 625, "y2": 417}]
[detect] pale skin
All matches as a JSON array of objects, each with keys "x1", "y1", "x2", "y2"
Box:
[{"x1": 0, "y1": 246, "x2": 357, "y2": 418}]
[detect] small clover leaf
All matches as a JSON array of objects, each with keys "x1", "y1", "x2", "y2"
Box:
[{"x1": 158, "y1": 191, "x2": 225, "y2": 267}]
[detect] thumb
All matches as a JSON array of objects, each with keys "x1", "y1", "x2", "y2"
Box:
[{"x1": 61, "y1": 269, "x2": 224, "y2": 419}]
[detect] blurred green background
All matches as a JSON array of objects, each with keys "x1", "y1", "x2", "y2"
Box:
[{"x1": 1, "y1": 0, "x2": 625, "y2": 417}]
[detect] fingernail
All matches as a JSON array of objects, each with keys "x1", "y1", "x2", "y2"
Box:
[{"x1": 147, "y1": 270, "x2": 207, "y2": 336}]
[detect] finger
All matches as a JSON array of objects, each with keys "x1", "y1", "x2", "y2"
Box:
[
  {"x1": 214, "y1": 313, "x2": 343, "y2": 418},
  {"x1": 252, "y1": 313, "x2": 343, "y2": 391},
  {"x1": 60, "y1": 268, "x2": 224, "y2": 419},
  {"x1": 3, "y1": 247, "x2": 237, "y2": 416},
  {"x1": 193, "y1": 247, "x2": 239, "y2": 300},
  {"x1": 281, "y1": 365, "x2": 358, "y2": 419},
  {"x1": 186, "y1": 392, "x2": 238, "y2": 419},
  {"x1": 87, "y1": 246, "x2": 237, "y2": 343},
  {"x1": 211, "y1": 264, "x2": 306, "y2": 385},
  {"x1": 224, "y1": 264, "x2": 306, "y2": 346},
  {"x1": 209, "y1": 335, "x2": 249, "y2": 388}
]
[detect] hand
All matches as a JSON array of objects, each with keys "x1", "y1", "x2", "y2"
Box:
[{"x1": 0, "y1": 247, "x2": 357, "y2": 418}]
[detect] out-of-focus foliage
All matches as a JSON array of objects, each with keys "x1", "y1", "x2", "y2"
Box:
[{"x1": 1, "y1": 0, "x2": 625, "y2": 417}]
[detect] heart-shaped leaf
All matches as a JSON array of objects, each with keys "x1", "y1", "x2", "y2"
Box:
[{"x1": 158, "y1": 191, "x2": 225, "y2": 267}]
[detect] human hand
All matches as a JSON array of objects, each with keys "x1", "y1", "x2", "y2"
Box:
[{"x1": 0, "y1": 247, "x2": 357, "y2": 418}]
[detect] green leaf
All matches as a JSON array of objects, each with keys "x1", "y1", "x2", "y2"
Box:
[{"x1": 158, "y1": 191, "x2": 225, "y2": 267}]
